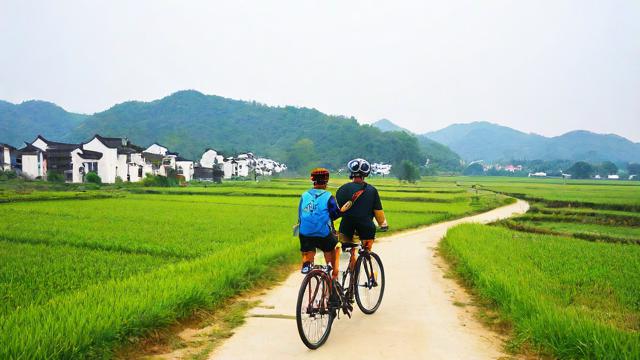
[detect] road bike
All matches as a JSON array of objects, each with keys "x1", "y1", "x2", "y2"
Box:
[{"x1": 295, "y1": 240, "x2": 386, "y2": 349}]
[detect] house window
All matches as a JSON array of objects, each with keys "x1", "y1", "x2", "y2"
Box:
[{"x1": 84, "y1": 162, "x2": 98, "y2": 173}]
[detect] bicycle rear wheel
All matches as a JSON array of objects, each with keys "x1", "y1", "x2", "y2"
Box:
[
  {"x1": 354, "y1": 252, "x2": 385, "y2": 314},
  {"x1": 296, "y1": 270, "x2": 334, "y2": 349}
]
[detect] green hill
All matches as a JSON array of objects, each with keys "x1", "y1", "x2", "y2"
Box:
[
  {"x1": 65, "y1": 90, "x2": 425, "y2": 170},
  {"x1": 424, "y1": 121, "x2": 640, "y2": 163},
  {"x1": 0, "y1": 100, "x2": 87, "y2": 147}
]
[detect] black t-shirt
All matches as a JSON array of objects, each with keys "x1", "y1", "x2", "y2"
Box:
[{"x1": 336, "y1": 182, "x2": 383, "y2": 222}]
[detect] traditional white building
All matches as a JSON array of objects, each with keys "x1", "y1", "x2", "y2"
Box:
[
  {"x1": 17, "y1": 143, "x2": 47, "y2": 179},
  {"x1": 144, "y1": 143, "x2": 169, "y2": 156},
  {"x1": 175, "y1": 157, "x2": 195, "y2": 181},
  {"x1": 70, "y1": 135, "x2": 148, "y2": 183},
  {"x1": 200, "y1": 149, "x2": 224, "y2": 168},
  {"x1": 0, "y1": 144, "x2": 17, "y2": 171},
  {"x1": 255, "y1": 157, "x2": 287, "y2": 176},
  {"x1": 371, "y1": 163, "x2": 392, "y2": 176}
]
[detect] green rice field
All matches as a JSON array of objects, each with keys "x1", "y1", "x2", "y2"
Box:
[
  {"x1": 442, "y1": 176, "x2": 640, "y2": 359},
  {"x1": 0, "y1": 177, "x2": 510, "y2": 358}
]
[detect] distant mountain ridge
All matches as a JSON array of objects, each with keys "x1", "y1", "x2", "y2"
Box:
[
  {"x1": 371, "y1": 119, "x2": 412, "y2": 133},
  {"x1": 423, "y1": 121, "x2": 640, "y2": 163},
  {"x1": 2, "y1": 94, "x2": 638, "y2": 167},
  {"x1": 371, "y1": 119, "x2": 462, "y2": 171}
]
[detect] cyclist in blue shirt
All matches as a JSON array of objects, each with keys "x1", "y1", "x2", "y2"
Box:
[{"x1": 297, "y1": 168, "x2": 341, "y2": 279}]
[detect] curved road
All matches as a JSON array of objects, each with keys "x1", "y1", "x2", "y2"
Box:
[{"x1": 210, "y1": 200, "x2": 529, "y2": 360}]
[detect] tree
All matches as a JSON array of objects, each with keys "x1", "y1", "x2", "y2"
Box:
[
  {"x1": 463, "y1": 163, "x2": 484, "y2": 176},
  {"x1": 597, "y1": 161, "x2": 618, "y2": 176},
  {"x1": 395, "y1": 160, "x2": 421, "y2": 183},
  {"x1": 628, "y1": 163, "x2": 640, "y2": 175},
  {"x1": 567, "y1": 161, "x2": 594, "y2": 179}
]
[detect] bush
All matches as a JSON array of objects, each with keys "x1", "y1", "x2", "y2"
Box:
[
  {"x1": 142, "y1": 174, "x2": 177, "y2": 187},
  {"x1": 85, "y1": 172, "x2": 102, "y2": 184},
  {"x1": 47, "y1": 171, "x2": 65, "y2": 183},
  {"x1": 0, "y1": 170, "x2": 18, "y2": 181}
]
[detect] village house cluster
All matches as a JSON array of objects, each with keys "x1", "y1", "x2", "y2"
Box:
[{"x1": 0, "y1": 135, "x2": 286, "y2": 183}]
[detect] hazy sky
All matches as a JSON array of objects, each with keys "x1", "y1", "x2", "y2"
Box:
[{"x1": 1, "y1": 1, "x2": 639, "y2": 140}]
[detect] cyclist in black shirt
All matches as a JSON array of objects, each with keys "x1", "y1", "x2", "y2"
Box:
[{"x1": 336, "y1": 158, "x2": 388, "y2": 270}]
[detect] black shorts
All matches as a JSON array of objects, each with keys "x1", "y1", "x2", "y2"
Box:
[
  {"x1": 299, "y1": 233, "x2": 338, "y2": 253},
  {"x1": 339, "y1": 218, "x2": 376, "y2": 241}
]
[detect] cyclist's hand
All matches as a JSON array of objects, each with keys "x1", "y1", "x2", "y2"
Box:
[{"x1": 379, "y1": 220, "x2": 389, "y2": 232}]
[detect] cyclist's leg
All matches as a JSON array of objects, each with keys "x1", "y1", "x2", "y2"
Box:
[
  {"x1": 356, "y1": 221, "x2": 376, "y2": 252},
  {"x1": 338, "y1": 219, "x2": 359, "y2": 271},
  {"x1": 299, "y1": 235, "x2": 316, "y2": 268},
  {"x1": 318, "y1": 234, "x2": 339, "y2": 279}
]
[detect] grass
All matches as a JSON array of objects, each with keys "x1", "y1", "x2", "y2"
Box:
[
  {"x1": 441, "y1": 224, "x2": 640, "y2": 359},
  {"x1": 0, "y1": 177, "x2": 513, "y2": 357}
]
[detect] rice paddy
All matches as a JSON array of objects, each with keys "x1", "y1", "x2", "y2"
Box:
[
  {"x1": 0, "y1": 177, "x2": 511, "y2": 358},
  {"x1": 442, "y1": 176, "x2": 640, "y2": 359}
]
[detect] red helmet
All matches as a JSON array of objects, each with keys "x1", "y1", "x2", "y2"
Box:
[{"x1": 310, "y1": 168, "x2": 330, "y2": 185}]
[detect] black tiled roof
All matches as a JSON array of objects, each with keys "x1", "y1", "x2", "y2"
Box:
[
  {"x1": 34, "y1": 135, "x2": 79, "y2": 150},
  {"x1": 78, "y1": 150, "x2": 103, "y2": 160},
  {"x1": 93, "y1": 134, "x2": 144, "y2": 154},
  {"x1": 18, "y1": 143, "x2": 43, "y2": 154}
]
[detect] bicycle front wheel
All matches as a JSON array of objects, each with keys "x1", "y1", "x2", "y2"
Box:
[
  {"x1": 296, "y1": 271, "x2": 334, "y2": 349},
  {"x1": 354, "y1": 252, "x2": 385, "y2": 314}
]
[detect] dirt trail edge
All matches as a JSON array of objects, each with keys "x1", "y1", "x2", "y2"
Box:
[{"x1": 210, "y1": 200, "x2": 529, "y2": 360}]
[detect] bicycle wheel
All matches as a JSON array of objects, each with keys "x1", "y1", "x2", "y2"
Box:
[
  {"x1": 354, "y1": 252, "x2": 385, "y2": 314},
  {"x1": 296, "y1": 270, "x2": 335, "y2": 349}
]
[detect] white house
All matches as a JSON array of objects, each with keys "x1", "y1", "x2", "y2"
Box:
[
  {"x1": 29, "y1": 135, "x2": 80, "y2": 181},
  {"x1": 17, "y1": 143, "x2": 46, "y2": 179},
  {"x1": 200, "y1": 149, "x2": 224, "y2": 168},
  {"x1": 255, "y1": 157, "x2": 287, "y2": 176},
  {"x1": 371, "y1": 163, "x2": 392, "y2": 176},
  {"x1": 607, "y1": 174, "x2": 620, "y2": 180},
  {"x1": 144, "y1": 143, "x2": 169, "y2": 156},
  {"x1": 529, "y1": 172, "x2": 547, "y2": 177},
  {"x1": 71, "y1": 135, "x2": 146, "y2": 184},
  {"x1": 0, "y1": 144, "x2": 17, "y2": 171},
  {"x1": 175, "y1": 157, "x2": 195, "y2": 181}
]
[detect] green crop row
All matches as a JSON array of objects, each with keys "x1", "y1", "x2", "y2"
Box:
[
  {"x1": 0, "y1": 241, "x2": 176, "y2": 317},
  {"x1": 441, "y1": 224, "x2": 640, "y2": 359}
]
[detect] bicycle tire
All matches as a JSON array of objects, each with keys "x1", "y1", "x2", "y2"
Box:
[
  {"x1": 354, "y1": 252, "x2": 385, "y2": 314},
  {"x1": 296, "y1": 270, "x2": 335, "y2": 349}
]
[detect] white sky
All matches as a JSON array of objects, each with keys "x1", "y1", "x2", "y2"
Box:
[{"x1": 1, "y1": 0, "x2": 639, "y2": 140}]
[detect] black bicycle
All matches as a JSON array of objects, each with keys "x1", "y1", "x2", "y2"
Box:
[{"x1": 295, "y1": 242, "x2": 386, "y2": 349}]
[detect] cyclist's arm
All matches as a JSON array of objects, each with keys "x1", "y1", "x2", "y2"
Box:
[
  {"x1": 328, "y1": 195, "x2": 341, "y2": 221},
  {"x1": 372, "y1": 188, "x2": 388, "y2": 228}
]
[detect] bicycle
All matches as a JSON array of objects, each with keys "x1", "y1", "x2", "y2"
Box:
[{"x1": 295, "y1": 235, "x2": 386, "y2": 349}]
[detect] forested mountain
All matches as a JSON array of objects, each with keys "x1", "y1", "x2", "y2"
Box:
[
  {"x1": 0, "y1": 100, "x2": 87, "y2": 146},
  {"x1": 372, "y1": 119, "x2": 462, "y2": 171},
  {"x1": 424, "y1": 121, "x2": 640, "y2": 163},
  {"x1": 0, "y1": 91, "x2": 425, "y2": 170}
]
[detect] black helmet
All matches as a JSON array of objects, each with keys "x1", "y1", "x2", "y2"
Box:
[{"x1": 347, "y1": 158, "x2": 371, "y2": 178}]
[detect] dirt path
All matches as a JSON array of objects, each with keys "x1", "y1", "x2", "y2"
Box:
[{"x1": 209, "y1": 200, "x2": 529, "y2": 360}]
